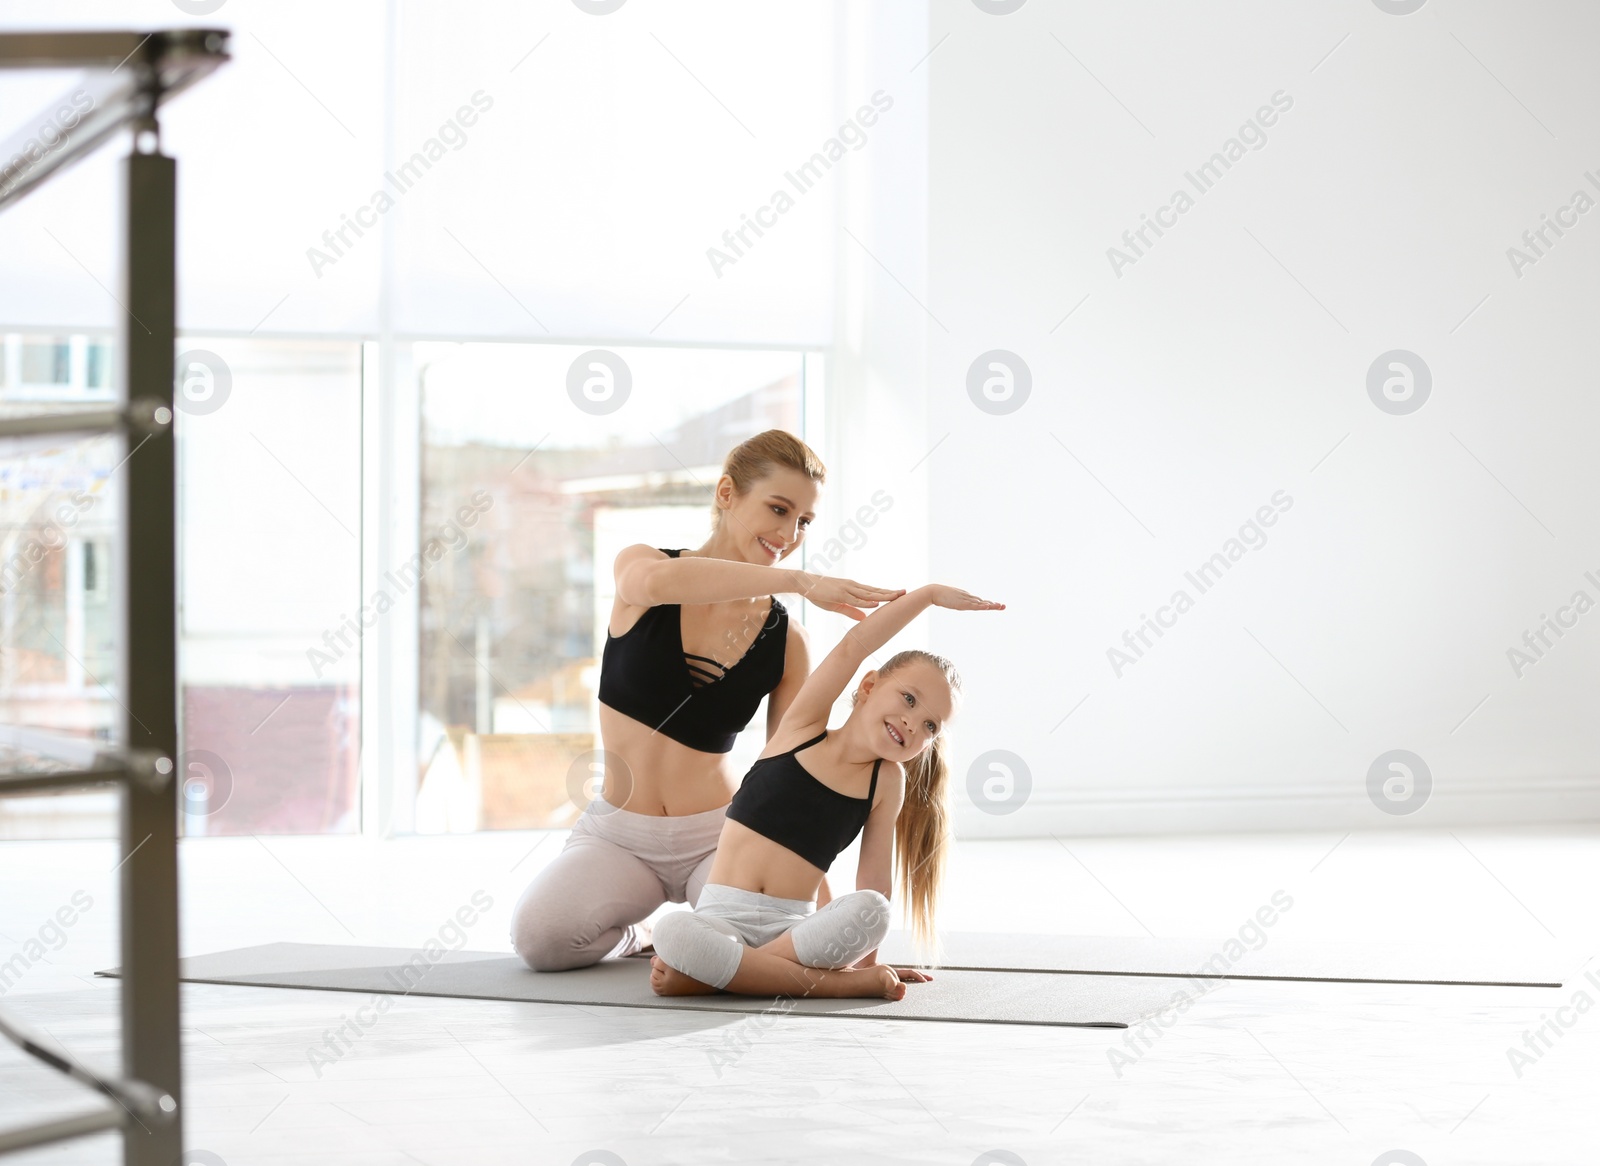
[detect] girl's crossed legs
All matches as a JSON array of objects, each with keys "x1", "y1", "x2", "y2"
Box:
[{"x1": 650, "y1": 883, "x2": 902, "y2": 998}]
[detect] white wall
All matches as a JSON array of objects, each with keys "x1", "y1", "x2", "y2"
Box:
[
  {"x1": 810, "y1": 0, "x2": 935, "y2": 709},
  {"x1": 918, "y1": 0, "x2": 1600, "y2": 835}
]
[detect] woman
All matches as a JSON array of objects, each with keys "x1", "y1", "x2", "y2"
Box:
[{"x1": 510, "y1": 429, "x2": 906, "y2": 971}]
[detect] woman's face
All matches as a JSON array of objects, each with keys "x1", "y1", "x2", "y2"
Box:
[
  {"x1": 858, "y1": 660, "x2": 956, "y2": 762},
  {"x1": 718, "y1": 466, "x2": 821, "y2": 565}
]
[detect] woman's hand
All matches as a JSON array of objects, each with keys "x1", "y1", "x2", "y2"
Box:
[
  {"x1": 791, "y1": 571, "x2": 907, "y2": 621},
  {"x1": 927, "y1": 584, "x2": 1005, "y2": 611}
]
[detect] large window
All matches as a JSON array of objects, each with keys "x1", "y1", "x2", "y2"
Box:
[
  {"x1": 413, "y1": 343, "x2": 809, "y2": 833},
  {"x1": 0, "y1": 333, "x2": 363, "y2": 839},
  {"x1": 176, "y1": 338, "x2": 362, "y2": 836},
  {"x1": 1, "y1": 332, "x2": 810, "y2": 839},
  {"x1": 0, "y1": 333, "x2": 119, "y2": 838}
]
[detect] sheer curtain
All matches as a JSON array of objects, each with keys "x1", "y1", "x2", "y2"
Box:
[{"x1": 0, "y1": 0, "x2": 839, "y2": 344}]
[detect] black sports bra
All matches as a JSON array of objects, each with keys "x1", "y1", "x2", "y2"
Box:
[
  {"x1": 597, "y1": 548, "x2": 789, "y2": 754},
  {"x1": 725, "y1": 729, "x2": 881, "y2": 872}
]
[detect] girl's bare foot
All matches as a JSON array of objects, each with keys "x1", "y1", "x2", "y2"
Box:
[
  {"x1": 811, "y1": 964, "x2": 905, "y2": 1000},
  {"x1": 649, "y1": 955, "x2": 718, "y2": 996},
  {"x1": 866, "y1": 965, "x2": 906, "y2": 1001}
]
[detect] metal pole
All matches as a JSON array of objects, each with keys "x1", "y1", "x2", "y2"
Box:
[{"x1": 117, "y1": 128, "x2": 182, "y2": 1165}]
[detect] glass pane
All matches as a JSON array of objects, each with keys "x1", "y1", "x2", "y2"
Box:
[
  {"x1": 0, "y1": 333, "x2": 364, "y2": 838},
  {"x1": 20, "y1": 338, "x2": 69, "y2": 386},
  {"x1": 178, "y1": 337, "x2": 363, "y2": 836},
  {"x1": 0, "y1": 337, "x2": 121, "y2": 839},
  {"x1": 0, "y1": 332, "x2": 114, "y2": 405},
  {"x1": 86, "y1": 340, "x2": 110, "y2": 389},
  {"x1": 415, "y1": 342, "x2": 804, "y2": 833}
]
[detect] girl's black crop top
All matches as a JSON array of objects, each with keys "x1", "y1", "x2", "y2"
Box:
[
  {"x1": 725, "y1": 730, "x2": 881, "y2": 872},
  {"x1": 597, "y1": 548, "x2": 789, "y2": 754}
]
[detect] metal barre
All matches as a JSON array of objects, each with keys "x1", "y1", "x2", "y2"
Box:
[
  {"x1": 0, "y1": 25, "x2": 228, "y2": 1166},
  {"x1": 0, "y1": 409, "x2": 121, "y2": 438},
  {"x1": 0, "y1": 30, "x2": 228, "y2": 214},
  {"x1": 0, "y1": 1108, "x2": 125, "y2": 1156},
  {"x1": 0, "y1": 1010, "x2": 176, "y2": 1132},
  {"x1": 0, "y1": 764, "x2": 135, "y2": 795},
  {"x1": 0, "y1": 753, "x2": 172, "y2": 797}
]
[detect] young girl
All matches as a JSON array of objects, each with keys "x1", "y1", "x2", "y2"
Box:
[{"x1": 649, "y1": 583, "x2": 1004, "y2": 1001}]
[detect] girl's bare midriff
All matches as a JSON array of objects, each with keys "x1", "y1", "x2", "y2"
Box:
[{"x1": 707, "y1": 818, "x2": 830, "y2": 903}]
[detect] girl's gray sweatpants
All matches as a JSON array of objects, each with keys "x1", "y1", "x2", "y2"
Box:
[{"x1": 651, "y1": 883, "x2": 892, "y2": 990}]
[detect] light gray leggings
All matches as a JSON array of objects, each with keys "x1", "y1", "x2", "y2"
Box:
[
  {"x1": 651, "y1": 883, "x2": 892, "y2": 990},
  {"x1": 510, "y1": 794, "x2": 727, "y2": 972}
]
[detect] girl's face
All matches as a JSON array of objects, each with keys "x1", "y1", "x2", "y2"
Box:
[
  {"x1": 857, "y1": 660, "x2": 956, "y2": 762},
  {"x1": 716, "y1": 466, "x2": 819, "y2": 566}
]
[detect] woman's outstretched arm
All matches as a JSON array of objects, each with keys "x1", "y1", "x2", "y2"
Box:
[{"x1": 613, "y1": 543, "x2": 905, "y2": 617}]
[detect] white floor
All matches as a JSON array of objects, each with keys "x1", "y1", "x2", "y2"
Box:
[{"x1": 1, "y1": 824, "x2": 1596, "y2": 1165}]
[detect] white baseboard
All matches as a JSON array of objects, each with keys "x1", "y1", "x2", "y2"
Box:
[{"x1": 955, "y1": 776, "x2": 1600, "y2": 837}]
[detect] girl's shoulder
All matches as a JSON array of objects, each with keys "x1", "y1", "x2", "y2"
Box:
[
  {"x1": 871, "y1": 756, "x2": 907, "y2": 809},
  {"x1": 754, "y1": 723, "x2": 829, "y2": 762}
]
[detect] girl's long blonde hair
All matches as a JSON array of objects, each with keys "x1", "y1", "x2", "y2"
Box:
[{"x1": 857, "y1": 648, "x2": 959, "y2": 961}]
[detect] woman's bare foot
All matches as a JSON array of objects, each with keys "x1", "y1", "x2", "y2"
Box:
[{"x1": 649, "y1": 955, "x2": 718, "y2": 996}]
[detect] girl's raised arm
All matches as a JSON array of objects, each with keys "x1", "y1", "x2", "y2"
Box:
[{"x1": 778, "y1": 582, "x2": 1007, "y2": 736}]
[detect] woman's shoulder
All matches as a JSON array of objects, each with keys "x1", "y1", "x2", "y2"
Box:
[
  {"x1": 608, "y1": 545, "x2": 680, "y2": 637},
  {"x1": 615, "y1": 543, "x2": 678, "y2": 567}
]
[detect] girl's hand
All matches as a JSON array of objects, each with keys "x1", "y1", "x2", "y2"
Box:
[
  {"x1": 892, "y1": 967, "x2": 934, "y2": 983},
  {"x1": 927, "y1": 585, "x2": 1005, "y2": 611},
  {"x1": 794, "y1": 572, "x2": 907, "y2": 622}
]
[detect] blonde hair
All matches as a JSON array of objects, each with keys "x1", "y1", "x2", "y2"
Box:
[
  {"x1": 713, "y1": 429, "x2": 826, "y2": 530},
  {"x1": 855, "y1": 648, "x2": 959, "y2": 961}
]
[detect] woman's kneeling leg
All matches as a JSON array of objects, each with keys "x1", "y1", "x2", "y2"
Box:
[{"x1": 509, "y1": 833, "x2": 666, "y2": 972}]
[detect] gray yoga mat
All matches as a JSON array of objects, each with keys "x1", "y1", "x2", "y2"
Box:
[
  {"x1": 876, "y1": 931, "x2": 1564, "y2": 988},
  {"x1": 96, "y1": 941, "x2": 1181, "y2": 1028}
]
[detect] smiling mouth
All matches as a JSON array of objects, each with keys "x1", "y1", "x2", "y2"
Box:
[
  {"x1": 886, "y1": 722, "x2": 905, "y2": 746},
  {"x1": 757, "y1": 537, "x2": 784, "y2": 558}
]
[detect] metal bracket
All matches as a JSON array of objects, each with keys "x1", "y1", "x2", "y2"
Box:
[{"x1": 121, "y1": 749, "x2": 175, "y2": 795}]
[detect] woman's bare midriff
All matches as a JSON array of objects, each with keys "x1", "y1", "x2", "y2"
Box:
[
  {"x1": 594, "y1": 706, "x2": 824, "y2": 903},
  {"x1": 596, "y1": 704, "x2": 741, "y2": 815}
]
